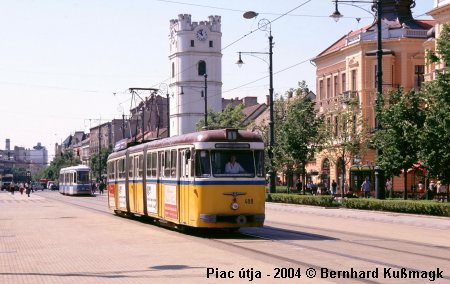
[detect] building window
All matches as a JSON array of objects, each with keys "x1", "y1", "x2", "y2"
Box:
[
  {"x1": 351, "y1": 69, "x2": 357, "y2": 91},
  {"x1": 326, "y1": 78, "x2": 331, "y2": 99},
  {"x1": 334, "y1": 116, "x2": 339, "y2": 137},
  {"x1": 190, "y1": 40, "x2": 194, "y2": 47},
  {"x1": 342, "y1": 73, "x2": 346, "y2": 92},
  {"x1": 209, "y1": 40, "x2": 213, "y2": 47},
  {"x1": 319, "y1": 80, "x2": 324, "y2": 100},
  {"x1": 198, "y1": 60, "x2": 206, "y2": 76},
  {"x1": 334, "y1": 75, "x2": 338, "y2": 97},
  {"x1": 172, "y1": 62, "x2": 175, "y2": 78},
  {"x1": 414, "y1": 65, "x2": 424, "y2": 88}
]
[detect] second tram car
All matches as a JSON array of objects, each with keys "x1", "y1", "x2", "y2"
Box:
[
  {"x1": 59, "y1": 165, "x2": 92, "y2": 195},
  {"x1": 107, "y1": 128, "x2": 266, "y2": 230}
]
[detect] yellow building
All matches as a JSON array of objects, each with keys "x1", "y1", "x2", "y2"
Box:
[
  {"x1": 309, "y1": 1, "x2": 433, "y2": 194},
  {"x1": 424, "y1": 0, "x2": 450, "y2": 81}
]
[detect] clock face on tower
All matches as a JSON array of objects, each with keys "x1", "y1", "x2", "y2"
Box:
[{"x1": 196, "y1": 28, "x2": 208, "y2": 41}]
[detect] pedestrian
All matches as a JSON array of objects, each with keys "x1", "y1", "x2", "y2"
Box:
[
  {"x1": 25, "y1": 182, "x2": 31, "y2": 197},
  {"x1": 331, "y1": 179, "x2": 337, "y2": 195},
  {"x1": 295, "y1": 178, "x2": 302, "y2": 193},
  {"x1": 9, "y1": 181, "x2": 15, "y2": 195},
  {"x1": 19, "y1": 182, "x2": 24, "y2": 195},
  {"x1": 385, "y1": 178, "x2": 393, "y2": 198},
  {"x1": 99, "y1": 180, "x2": 105, "y2": 195},
  {"x1": 91, "y1": 182, "x2": 97, "y2": 195},
  {"x1": 361, "y1": 177, "x2": 371, "y2": 198}
]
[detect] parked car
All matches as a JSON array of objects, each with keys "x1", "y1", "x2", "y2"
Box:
[
  {"x1": 47, "y1": 182, "x2": 58, "y2": 190},
  {"x1": 31, "y1": 181, "x2": 44, "y2": 191}
]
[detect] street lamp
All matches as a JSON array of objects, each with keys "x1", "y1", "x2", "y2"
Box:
[
  {"x1": 238, "y1": 12, "x2": 276, "y2": 193},
  {"x1": 330, "y1": 0, "x2": 383, "y2": 199}
]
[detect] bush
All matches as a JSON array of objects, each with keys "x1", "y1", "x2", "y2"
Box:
[
  {"x1": 342, "y1": 199, "x2": 450, "y2": 217},
  {"x1": 267, "y1": 193, "x2": 335, "y2": 207}
]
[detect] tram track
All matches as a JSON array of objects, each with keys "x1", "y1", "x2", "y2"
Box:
[
  {"x1": 36, "y1": 192, "x2": 450, "y2": 282},
  {"x1": 249, "y1": 222, "x2": 450, "y2": 262}
]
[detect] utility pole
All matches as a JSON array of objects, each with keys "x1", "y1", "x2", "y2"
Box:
[
  {"x1": 128, "y1": 88, "x2": 159, "y2": 142},
  {"x1": 98, "y1": 123, "x2": 101, "y2": 181},
  {"x1": 166, "y1": 92, "x2": 170, "y2": 137},
  {"x1": 122, "y1": 113, "x2": 126, "y2": 139}
]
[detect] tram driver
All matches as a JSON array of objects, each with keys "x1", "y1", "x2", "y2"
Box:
[{"x1": 224, "y1": 155, "x2": 246, "y2": 174}]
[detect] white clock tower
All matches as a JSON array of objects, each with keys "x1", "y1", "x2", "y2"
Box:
[{"x1": 168, "y1": 14, "x2": 222, "y2": 136}]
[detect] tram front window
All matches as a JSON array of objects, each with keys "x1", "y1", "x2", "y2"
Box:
[
  {"x1": 77, "y1": 171, "x2": 90, "y2": 184},
  {"x1": 212, "y1": 150, "x2": 255, "y2": 177}
]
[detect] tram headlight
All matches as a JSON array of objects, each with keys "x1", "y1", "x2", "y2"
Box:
[{"x1": 231, "y1": 202, "x2": 239, "y2": 210}]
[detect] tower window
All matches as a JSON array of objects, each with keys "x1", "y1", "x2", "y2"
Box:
[
  {"x1": 172, "y1": 62, "x2": 175, "y2": 78},
  {"x1": 209, "y1": 40, "x2": 213, "y2": 47},
  {"x1": 198, "y1": 60, "x2": 206, "y2": 76},
  {"x1": 191, "y1": 40, "x2": 194, "y2": 47}
]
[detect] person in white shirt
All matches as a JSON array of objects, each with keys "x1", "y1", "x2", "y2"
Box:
[{"x1": 224, "y1": 155, "x2": 245, "y2": 174}]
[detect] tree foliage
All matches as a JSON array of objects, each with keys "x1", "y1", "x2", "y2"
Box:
[
  {"x1": 35, "y1": 151, "x2": 81, "y2": 181},
  {"x1": 280, "y1": 81, "x2": 322, "y2": 179},
  {"x1": 90, "y1": 146, "x2": 112, "y2": 180},
  {"x1": 420, "y1": 23, "x2": 450, "y2": 184},
  {"x1": 196, "y1": 104, "x2": 245, "y2": 131},
  {"x1": 319, "y1": 93, "x2": 370, "y2": 189},
  {"x1": 374, "y1": 88, "x2": 426, "y2": 198}
]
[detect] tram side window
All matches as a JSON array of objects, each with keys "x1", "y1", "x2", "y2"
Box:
[
  {"x1": 164, "y1": 150, "x2": 171, "y2": 177},
  {"x1": 118, "y1": 158, "x2": 125, "y2": 179},
  {"x1": 108, "y1": 161, "x2": 115, "y2": 180},
  {"x1": 146, "y1": 153, "x2": 152, "y2": 177},
  {"x1": 195, "y1": 150, "x2": 211, "y2": 177},
  {"x1": 136, "y1": 155, "x2": 143, "y2": 178},
  {"x1": 128, "y1": 156, "x2": 134, "y2": 178},
  {"x1": 171, "y1": 149, "x2": 177, "y2": 177},
  {"x1": 151, "y1": 152, "x2": 157, "y2": 177},
  {"x1": 65, "y1": 173, "x2": 69, "y2": 185}
]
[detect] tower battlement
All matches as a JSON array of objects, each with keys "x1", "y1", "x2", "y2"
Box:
[{"x1": 170, "y1": 14, "x2": 221, "y2": 32}]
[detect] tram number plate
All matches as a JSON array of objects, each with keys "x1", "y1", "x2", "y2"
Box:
[{"x1": 244, "y1": 198, "x2": 254, "y2": 204}]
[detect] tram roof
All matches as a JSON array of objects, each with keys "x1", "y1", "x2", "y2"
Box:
[
  {"x1": 110, "y1": 129, "x2": 263, "y2": 157},
  {"x1": 59, "y1": 165, "x2": 91, "y2": 172}
]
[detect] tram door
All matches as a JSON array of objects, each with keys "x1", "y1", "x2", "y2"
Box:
[{"x1": 179, "y1": 149, "x2": 191, "y2": 225}]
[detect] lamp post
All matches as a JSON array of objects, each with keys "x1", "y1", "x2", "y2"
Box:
[
  {"x1": 239, "y1": 12, "x2": 276, "y2": 193},
  {"x1": 330, "y1": 0, "x2": 383, "y2": 199}
]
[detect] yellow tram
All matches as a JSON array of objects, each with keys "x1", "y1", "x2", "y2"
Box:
[{"x1": 106, "y1": 128, "x2": 266, "y2": 229}]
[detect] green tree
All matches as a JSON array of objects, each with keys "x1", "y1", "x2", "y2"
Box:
[
  {"x1": 374, "y1": 88, "x2": 426, "y2": 199},
  {"x1": 35, "y1": 151, "x2": 81, "y2": 181},
  {"x1": 420, "y1": 23, "x2": 450, "y2": 190},
  {"x1": 320, "y1": 93, "x2": 370, "y2": 195},
  {"x1": 90, "y1": 146, "x2": 112, "y2": 180},
  {"x1": 280, "y1": 81, "x2": 323, "y2": 193},
  {"x1": 196, "y1": 104, "x2": 245, "y2": 131}
]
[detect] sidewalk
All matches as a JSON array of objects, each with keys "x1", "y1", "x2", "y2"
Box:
[{"x1": 1, "y1": 191, "x2": 312, "y2": 284}]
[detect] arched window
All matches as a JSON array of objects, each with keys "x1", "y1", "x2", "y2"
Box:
[
  {"x1": 198, "y1": 60, "x2": 206, "y2": 76},
  {"x1": 172, "y1": 62, "x2": 175, "y2": 78}
]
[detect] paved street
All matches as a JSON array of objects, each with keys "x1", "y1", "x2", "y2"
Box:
[{"x1": 1, "y1": 191, "x2": 449, "y2": 284}]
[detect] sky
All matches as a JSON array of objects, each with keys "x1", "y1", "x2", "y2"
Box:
[{"x1": 0, "y1": 0, "x2": 433, "y2": 162}]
